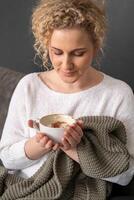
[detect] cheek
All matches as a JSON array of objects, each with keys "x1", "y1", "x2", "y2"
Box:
[
  {"x1": 50, "y1": 53, "x2": 61, "y2": 66},
  {"x1": 49, "y1": 49, "x2": 57, "y2": 65},
  {"x1": 78, "y1": 55, "x2": 93, "y2": 68}
]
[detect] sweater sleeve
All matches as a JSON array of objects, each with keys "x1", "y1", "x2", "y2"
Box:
[
  {"x1": 116, "y1": 86, "x2": 134, "y2": 158},
  {"x1": 77, "y1": 86, "x2": 134, "y2": 186},
  {"x1": 0, "y1": 77, "x2": 38, "y2": 170},
  {"x1": 102, "y1": 86, "x2": 134, "y2": 185}
]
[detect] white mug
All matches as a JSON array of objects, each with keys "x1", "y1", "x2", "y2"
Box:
[{"x1": 33, "y1": 114, "x2": 76, "y2": 143}]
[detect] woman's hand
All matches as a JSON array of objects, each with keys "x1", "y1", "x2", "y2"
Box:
[
  {"x1": 35, "y1": 132, "x2": 59, "y2": 151},
  {"x1": 60, "y1": 120, "x2": 83, "y2": 163},
  {"x1": 24, "y1": 120, "x2": 59, "y2": 160},
  {"x1": 61, "y1": 120, "x2": 83, "y2": 150}
]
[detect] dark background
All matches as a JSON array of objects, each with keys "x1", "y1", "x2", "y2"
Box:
[{"x1": 0, "y1": 0, "x2": 134, "y2": 88}]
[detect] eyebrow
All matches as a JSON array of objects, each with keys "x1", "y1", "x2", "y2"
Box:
[{"x1": 51, "y1": 47, "x2": 87, "y2": 52}]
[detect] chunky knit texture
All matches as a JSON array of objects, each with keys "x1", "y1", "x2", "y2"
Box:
[{"x1": 0, "y1": 116, "x2": 130, "y2": 200}]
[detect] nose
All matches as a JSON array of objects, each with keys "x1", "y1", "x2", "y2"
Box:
[{"x1": 62, "y1": 55, "x2": 74, "y2": 71}]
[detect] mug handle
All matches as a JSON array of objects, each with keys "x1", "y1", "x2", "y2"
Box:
[{"x1": 33, "y1": 119, "x2": 40, "y2": 131}]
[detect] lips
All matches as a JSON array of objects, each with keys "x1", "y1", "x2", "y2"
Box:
[{"x1": 62, "y1": 70, "x2": 76, "y2": 77}]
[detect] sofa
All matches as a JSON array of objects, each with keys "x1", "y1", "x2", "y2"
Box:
[
  {"x1": 0, "y1": 66, "x2": 25, "y2": 137},
  {"x1": 0, "y1": 66, "x2": 134, "y2": 199}
]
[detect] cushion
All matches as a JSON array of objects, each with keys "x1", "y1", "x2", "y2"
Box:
[{"x1": 0, "y1": 67, "x2": 25, "y2": 138}]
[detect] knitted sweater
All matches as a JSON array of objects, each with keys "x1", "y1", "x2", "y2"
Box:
[{"x1": 0, "y1": 116, "x2": 129, "y2": 200}]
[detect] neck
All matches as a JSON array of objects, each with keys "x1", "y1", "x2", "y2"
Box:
[{"x1": 49, "y1": 67, "x2": 103, "y2": 93}]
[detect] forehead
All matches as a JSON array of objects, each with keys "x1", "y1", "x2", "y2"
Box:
[{"x1": 49, "y1": 28, "x2": 93, "y2": 49}]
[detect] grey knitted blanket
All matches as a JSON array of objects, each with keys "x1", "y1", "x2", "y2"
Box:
[{"x1": 0, "y1": 116, "x2": 130, "y2": 200}]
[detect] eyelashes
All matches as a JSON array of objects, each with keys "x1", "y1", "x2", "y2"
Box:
[{"x1": 52, "y1": 51, "x2": 86, "y2": 57}]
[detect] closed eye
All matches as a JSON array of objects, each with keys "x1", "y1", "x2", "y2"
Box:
[
  {"x1": 73, "y1": 51, "x2": 86, "y2": 56},
  {"x1": 51, "y1": 47, "x2": 87, "y2": 56},
  {"x1": 52, "y1": 49, "x2": 63, "y2": 55},
  {"x1": 53, "y1": 51, "x2": 85, "y2": 56}
]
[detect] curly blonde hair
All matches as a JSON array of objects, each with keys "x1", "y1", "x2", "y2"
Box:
[{"x1": 32, "y1": 0, "x2": 107, "y2": 70}]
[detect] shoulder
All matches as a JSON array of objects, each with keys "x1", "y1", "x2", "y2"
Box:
[
  {"x1": 18, "y1": 71, "x2": 52, "y2": 85},
  {"x1": 103, "y1": 73, "x2": 134, "y2": 98},
  {"x1": 11, "y1": 72, "x2": 39, "y2": 98},
  {"x1": 17, "y1": 72, "x2": 38, "y2": 85},
  {"x1": 14, "y1": 72, "x2": 40, "y2": 91},
  {"x1": 102, "y1": 74, "x2": 134, "y2": 123}
]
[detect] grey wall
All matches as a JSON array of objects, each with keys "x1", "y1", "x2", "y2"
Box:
[
  {"x1": 0, "y1": 0, "x2": 37, "y2": 73},
  {"x1": 101, "y1": 0, "x2": 134, "y2": 88},
  {"x1": 0, "y1": 0, "x2": 134, "y2": 87}
]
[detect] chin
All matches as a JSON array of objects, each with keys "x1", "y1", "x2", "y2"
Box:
[
  {"x1": 57, "y1": 70, "x2": 80, "y2": 83},
  {"x1": 61, "y1": 76, "x2": 79, "y2": 84}
]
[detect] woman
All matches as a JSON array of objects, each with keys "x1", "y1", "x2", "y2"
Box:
[{"x1": 0, "y1": 0, "x2": 134, "y2": 199}]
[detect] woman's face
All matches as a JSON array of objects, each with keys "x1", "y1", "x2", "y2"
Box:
[{"x1": 48, "y1": 28, "x2": 96, "y2": 83}]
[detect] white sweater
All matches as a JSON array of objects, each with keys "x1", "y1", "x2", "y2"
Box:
[{"x1": 0, "y1": 72, "x2": 134, "y2": 185}]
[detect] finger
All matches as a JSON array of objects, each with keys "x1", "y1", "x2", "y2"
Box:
[
  {"x1": 65, "y1": 127, "x2": 81, "y2": 144},
  {"x1": 61, "y1": 138, "x2": 70, "y2": 150},
  {"x1": 76, "y1": 120, "x2": 84, "y2": 129},
  {"x1": 45, "y1": 140, "x2": 54, "y2": 149},
  {"x1": 52, "y1": 143, "x2": 59, "y2": 151},
  {"x1": 66, "y1": 124, "x2": 83, "y2": 140},
  {"x1": 28, "y1": 120, "x2": 33, "y2": 128},
  {"x1": 35, "y1": 133, "x2": 45, "y2": 142},
  {"x1": 40, "y1": 136, "x2": 49, "y2": 147},
  {"x1": 64, "y1": 134, "x2": 77, "y2": 148},
  {"x1": 70, "y1": 123, "x2": 83, "y2": 137}
]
